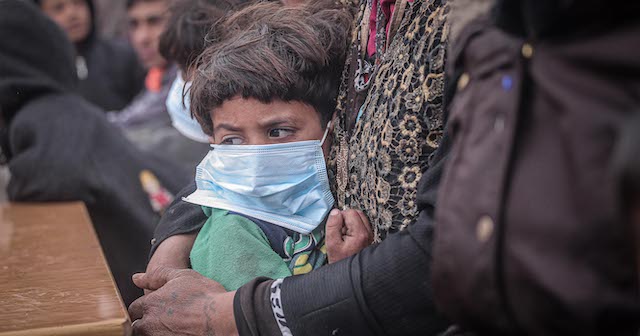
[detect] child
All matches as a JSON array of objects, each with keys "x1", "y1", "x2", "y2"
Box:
[
  {"x1": 182, "y1": 1, "x2": 359, "y2": 290},
  {"x1": 34, "y1": 0, "x2": 145, "y2": 111}
]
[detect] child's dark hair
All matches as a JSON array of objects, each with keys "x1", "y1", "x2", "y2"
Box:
[
  {"x1": 158, "y1": 0, "x2": 250, "y2": 71},
  {"x1": 189, "y1": 0, "x2": 353, "y2": 136}
]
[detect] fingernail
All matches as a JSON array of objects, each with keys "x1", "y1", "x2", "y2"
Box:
[
  {"x1": 330, "y1": 209, "x2": 340, "y2": 216},
  {"x1": 132, "y1": 273, "x2": 143, "y2": 281}
]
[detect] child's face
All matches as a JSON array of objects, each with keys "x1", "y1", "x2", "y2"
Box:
[
  {"x1": 41, "y1": 0, "x2": 91, "y2": 44},
  {"x1": 210, "y1": 96, "x2": 332, "y2": 157}
]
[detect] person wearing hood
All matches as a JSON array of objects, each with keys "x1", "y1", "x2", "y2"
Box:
[
  {"x1": 35, "y1": 0, "x2": 145, "y2": 112},
  {"x1": 0, "y1": 0, "x2": 191, "y2": 306},
  {"x1": 159, "y1": 0, "x2": 250, "y2": 144}
]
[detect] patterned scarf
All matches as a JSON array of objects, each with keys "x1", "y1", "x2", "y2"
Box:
[{"x1": 328, "y1": 0, "x2": 450, "y2": 242}]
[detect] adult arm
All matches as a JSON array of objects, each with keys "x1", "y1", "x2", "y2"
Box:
[
  {"x1": 131, "y1": 63, "x2": 461, "y2": 335},
  {"x1": 234, "y1": 131, "x2": 452, "y2": 336},
  {"x1": 129, "y1": 134, "x2": 451, "y2": 336},
  {"x1": 129, "y1": 268, "x2": 239, "y2": 336},
  {"x1": 326, "y1": 208, "x2": 373, "y2": 263},
  {"x1": 233, "y1": 53, "x2": 465, "y2": 336}
]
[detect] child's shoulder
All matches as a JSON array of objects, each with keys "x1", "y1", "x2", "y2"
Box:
[
  {"x1": 202, "y1": 207, "x2": 297, "y2": 256},
  {"x1": 198, "y1": 207, "x2": 269, "y2": 247},
  {"x1": 202, "y1": 206, "x2": 227, "y2": 218},
  {"x1": 205, "y1": 207, "x2": 256, "y2": 226}
]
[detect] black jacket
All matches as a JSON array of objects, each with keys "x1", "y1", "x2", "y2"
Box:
[
  {"x1": 76, "y1": 37, "x2": 145, "y2": 112},
  {"x1": 0, "y1": 1, "x2": 191, "y2": 306},
  {"x1": 73, "y1": 0, "x2": 145, "y2": 111}
]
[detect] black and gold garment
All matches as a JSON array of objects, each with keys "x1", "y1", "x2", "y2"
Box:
[{"x1": 329, "y1": 0, "x2": 450, "y2": 242}]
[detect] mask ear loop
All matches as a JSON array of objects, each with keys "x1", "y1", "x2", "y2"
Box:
[{"x1": 320, "y1": 121, "x2": 332, "y2": 146}]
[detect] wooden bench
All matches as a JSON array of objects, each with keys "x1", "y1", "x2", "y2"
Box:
[{"x1": 0, "y1": 202, "x2": 131, "y2": 336}]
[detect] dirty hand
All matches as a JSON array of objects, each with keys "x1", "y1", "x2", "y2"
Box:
[
  {"x1": 129, "y1": 267, "x2": 237, "y2": 336},
  {"x1": 326, "y1": 209, "x2": 373, "y2": 263}
]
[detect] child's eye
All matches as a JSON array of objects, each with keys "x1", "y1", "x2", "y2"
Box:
[
  {"x1": 268, "y1": 128, "x2": 294, "y2": 139},
  {"x1": 220, "y1": 136, "x2": 243, "y2": 145}
]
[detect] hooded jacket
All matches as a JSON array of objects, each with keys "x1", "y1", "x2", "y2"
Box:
[
  {"x1": 35, "y1": 0, "x2": 145, "y2": 111},
  {"x1": 0, "y1": 0, "x2": 191, "y2": 306},
  {"x1": 432, "y1": 1, "x2": 640, "y2": 334}
]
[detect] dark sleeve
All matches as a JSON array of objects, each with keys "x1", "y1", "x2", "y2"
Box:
[
  {"x1": 149, "y1": 182, "x2": 208, "y2": 257},
  {"x1": 234, "y1": 278, "x2": 283, "y2": 336},
  {"x1": 111, "y1": 39, "x2": 145, "y2": 104},
  {"x1": 270, "y1": 56, "x2": 461, "y2": 336},
  {"x1": 282, "y1": 131, "x2": 451, "y2": 336},
  {"x1": 232, "y1": 132, "x2": 453, "y2": 336},
  {"x1": 126, "y1": 54, "x2": 146, "y2": 102},
  {"x1": 231, "y1": 52, "x2": 463, "y2": 334},
  {"x1": 122, "y1": 42, "x2": 145, "y2": 102}
]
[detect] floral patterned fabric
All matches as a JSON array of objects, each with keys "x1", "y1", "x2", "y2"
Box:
[{"x1": 328, "y1": 0, "x2": 449, "y2": 242}]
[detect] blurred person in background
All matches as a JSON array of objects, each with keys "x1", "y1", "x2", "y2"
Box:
[
  {"x1": 35, "y1": 0, "x2": 145, "y2": 111},
  {"x1": 0, "y1": 0, "x2": 190, "y2": 306},
  {"x1": 159, "y1": 0, "x2": 250, "y2": 144},
  {"x1": 109, "y1": 0, "x2": 173, "y2": 128},
  {"x1": 127, "y1": 0, "x2": 169, "y2": 72},
  {"x1": 111, "y1": 0, "x2": 208, "y2": 175}
]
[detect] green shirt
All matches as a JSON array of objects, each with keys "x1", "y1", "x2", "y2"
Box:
[{"x1": 190, "y1": 207, "x2": 326, "y2": 290}]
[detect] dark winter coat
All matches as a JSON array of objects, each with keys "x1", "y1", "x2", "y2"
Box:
[{"x1": 0, "y1": 1, "x2": 191, "y2": 306}]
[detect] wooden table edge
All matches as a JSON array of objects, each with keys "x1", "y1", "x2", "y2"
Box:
[
  {"x1": 0, "y1": 202, "x2": 132, "y2": 336},
  {"x1": 75, "y1": 202, "x2": 130, "y2": 316},
  {"x1": 0, "y1": 318, "x2": 131, "y2": 336}
]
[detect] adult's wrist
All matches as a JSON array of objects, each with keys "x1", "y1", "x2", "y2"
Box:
[
  {"x1": 234, "y1": 278, "x2": 282, "y2": 336},
  {"x1": 218, "y1": 290, "x2": 240, "y2": 336}
]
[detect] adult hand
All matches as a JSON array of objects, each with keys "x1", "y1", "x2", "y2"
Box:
[
  {"x1": 326, "y1": 208, "x2": 373, "y2": 263},
  {"x1": 128, "y1": 267, "x2": 238, "y2": 336},
  {"x1": 145, "y1": 233, "x2": 197, "y2": 294}
]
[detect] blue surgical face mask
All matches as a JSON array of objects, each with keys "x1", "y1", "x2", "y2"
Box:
[
  {"x1": 184, "y1": 124, "x2": 334, "y2": 234},
  {"x1": 165, "y1": 73, "x2": 210, "y2": 143}
]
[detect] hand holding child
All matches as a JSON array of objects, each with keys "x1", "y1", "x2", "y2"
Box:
[{"x1": 326, "y1": 209, "x2": 373, "y2": 263}]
